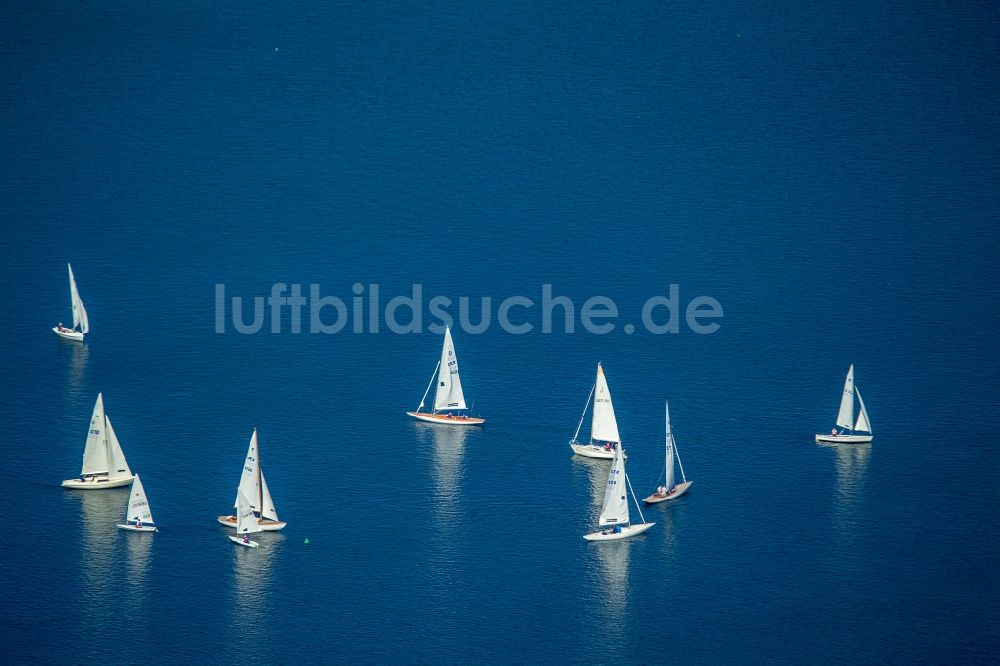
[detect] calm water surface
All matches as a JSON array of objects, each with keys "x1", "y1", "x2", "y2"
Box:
[{"x1": 1, "y1": 1, "x2": 998, "y2": 663}]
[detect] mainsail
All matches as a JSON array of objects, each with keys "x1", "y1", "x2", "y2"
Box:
[
  {"x1": 235, "y1": 489, "x2": 263, "y2": 535},
  {"x1": 591, "y1": 363, "x2": 621, "y2": 443},
  {"x1": 233, "y1": 429, "x2": 259, "y2": 510},
  {"x1": 67, "y1": 263, "x2": 89, "y2": 334},
  {"x1": 835, "y1": 364, "x2": 855, "y2": 430},
  {"x1": 434, "y1": 327, "x2": 467, "y2": 411},
  {"x1": 127, "y1": 474, "x2": 154, "y2": 525},
  {"x1": 598, "y1": 444, "x2": 630, "y2": 526},
  {"x1": 81, "y1": 393, "x2": 109, "y2": 476}
]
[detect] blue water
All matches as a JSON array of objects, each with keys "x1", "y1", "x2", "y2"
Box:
[{"x1": 2, "y1": 1, "x2": 998, "y2": 663}]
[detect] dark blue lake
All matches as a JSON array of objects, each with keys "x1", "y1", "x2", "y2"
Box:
[{"x1": 1, "y1": 1, "x2": 997, "y2": 663}]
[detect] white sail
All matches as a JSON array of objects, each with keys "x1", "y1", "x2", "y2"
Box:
[
  {"x1": 433, "y1": 326, "x2": 467, "y2": 411},
  {"x1": 235, "y1": 489, "x2": 263, "y2": 535},
  {"x1": 664, "y1": 402, "x2": 675, "y2": 491},
  {"x1": 81, "y1": 393, "x2": 110, "y2": 476},
  {"x1": 854, "y1": 386, "x2": 872, "y2": 434},
  {"x1": 591, "y1": 363, "x2": 621, "y2": 443},
  {"x1": 233, "y1": 429, "x2": 260, "y2": 510},
  {"x1": 104, "y1": 416, "x2": 132, "y2": 478},
  {"x1": 67, "y1": 263, "x2": 89, "y2": 334},
  {"x1": 259, "y1": 470, "x2": 280, "y2": 522},
  {"x1": 835, "y1": 365, "x2": 855, "y2": 430},
  {"x1": 598, "y1": 443, "x2": 630, "y2": 526},
  {"x1": 126, "y1": 474, "x2": 154, "y2": 525}
]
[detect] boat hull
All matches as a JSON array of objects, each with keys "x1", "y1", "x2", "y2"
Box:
[
  {"x1": 815, "y1": 433, "x2": 873, "y2": 443},
  {"x1": 52, "y1": 326, "x2": 84, "y2": 341},
  {"x1": 229, "y1": 535, "x2": 259, "y2": 548},
  {"x1": 643, "y1": 480, "x2": 693, "y2": 504},
  {"x1": 406, "y1": 411, "x2": 485, "y2": 426},
  {"x1": 117, "y1": 524, "x2": 158, "y2": 532},
  {"x1": 217, "y1": 515, "x2": 286, "y2": 531},
  {"x1": 583, "y1": 522, "x2": 655, "y2": 541},
  {"x1": 62, "y1": 475, "x2": 134, "y2": 489},
  {"x1": 570, "y1": 442, "x2": 627, "y2": 460}
]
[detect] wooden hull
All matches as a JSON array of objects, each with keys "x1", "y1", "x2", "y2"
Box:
[
  {"x1": 583, "y1": 522, "x2": 655, "y2": 541},
  {"x1": 217, "y1": 515, "x2": 286, "y2": 531},
  {"x1": 117, "y1": 523, "x2": 158, "y2": 532},
  {"x1": 815, "y1": 433, "x2": 873, "y2": 443},
  {"x1": 570, "y1": 442, "x2": 627, "y2": 460},
  {"x1": 643, "y1": 480, "x2": 693, "y2": 504},
  {"x1": 62, "y1": 475, "x2": 134, "y2": 489},
  {"x1": 229, "y1": 535, "x2": 259, "y2": 548},
  {"x1": 52, "y1": 326, "x2": 84, "y2": 341},
  {"x1": 406, "y1": 411, "x2": 485, "y2": 426}
]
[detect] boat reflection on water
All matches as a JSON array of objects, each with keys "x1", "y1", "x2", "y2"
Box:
[
  {"x1": 575, "y1": 455, "x2": 611, "y2": 514},
  {"x1": 122, "y1": 512, "x2": 153, "y2": 616},
  {"x1": 819, "y1": 440, "x2": 872, "y2": 565},
  {"x1": 66, "y1": 342, "x2": 90, "y2": 404},
  {"x1": 230, "y1": 530, "x2": 281, "y2": 645},
  {"x1": 74, "y1": 488, "x2": 127, "y2": 635},
  {"x1": 577, "y1": 455, "x2": 631, "y2": 651}
]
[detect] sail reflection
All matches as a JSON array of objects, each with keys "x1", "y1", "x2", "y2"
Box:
[
  {"x1": 591, "y1": 539, "x2": 632, "y2": 656},
  {"x1": 820, "y1": 441, "x2": 872, "y2": 546},
  {"x1": 411, "y1": 422, "x2": 469, "y2": 527},
  {"x1": 576, "y1": 456, "x2": 610, "y2": 514},
  {"x1": 74, "y1": 489, "x2": 126, "y2": 636},
  {"x1": 66, "y1": 342, "x2": 89, "y2": 397},
  {"x1": 230, "y1": 533, "x2": 280, "y2": 646},
  {"x1": 123, "y1": 520, "x2": 153, "y2": 616}
]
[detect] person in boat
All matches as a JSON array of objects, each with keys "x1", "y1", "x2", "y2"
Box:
[
  {"x1": 135, "y1": 519, "x2": 142, "y2": 529},
  {"x1": 831, "y1": 428, "x2": 838, "y2": 436},
  {"x1": 657, "y1": 485, "x2": 667, "y2": 498},
  {"x1": 604, "y1": 442, "x2": 612, "y2": 451},
  {"x1": 613, "y1": 524, "x2": 622, "y2": 534},
  {"x1": 243, "y1": 533, "x2": 250, "y2": 544}
]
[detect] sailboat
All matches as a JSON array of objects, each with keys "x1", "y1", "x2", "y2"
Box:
[
  {"x1": 117, "y1": 474, "x2": 158, "y2": 532},
  {"x1": 217, "y1": 429, "x2": 286, "y2": 531},
  {"x1": 53, "y1": 263, "x2": 89, "y2": 341},
  {"x1": 62, "y1": 393, "x2": 134, "y2": 489},
  {"x1": 228, "y1": 489, "x2": 262, "y2": 548},
  {"x1": 406, "y1": 326, "x2": 486, "y2": 425},
  {"x1": 644, "y1": 401, "x2": 693, "y2": 504},
  {"x1": 815, "y1": 364, "x2": 874, "y2": 443},
  {"x1": 570, "y1": 363, "x2": 627, "y2": 460},
  {"x1": 583, "y1": 437, "x2": 654, "y2": 540}
]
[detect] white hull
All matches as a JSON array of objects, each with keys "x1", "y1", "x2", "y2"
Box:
[
  {"x1": 643, "y1": 480, "x2": 693, "y2": 504},
  {"x1": 53, "y1": 326, "x2": 84, "y2": 341},
  {"x1": 815, "y1": 433, "x2": 873, "y2": 443},
  {"x1": 570, "y1": 442, "x2": 627, "y2": 460},
  {"x1": 229, "y1": 535, "x2": 259, "y2": 548},
  {"x1": 406, "y1": 411, "x2": 485, "y2": 426},
  {"x1": 62, "y1": 475, "x2": 134, "y2": 489},
  {"x1": 117, "y1": 523, "x2": 158, "y2": 532},
  {"x1": 217, "y1": 515, "x2": 286, "y2": 531},
  {"x1": 583, "y1": 522, "x2": 655, "y2": 541}
]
